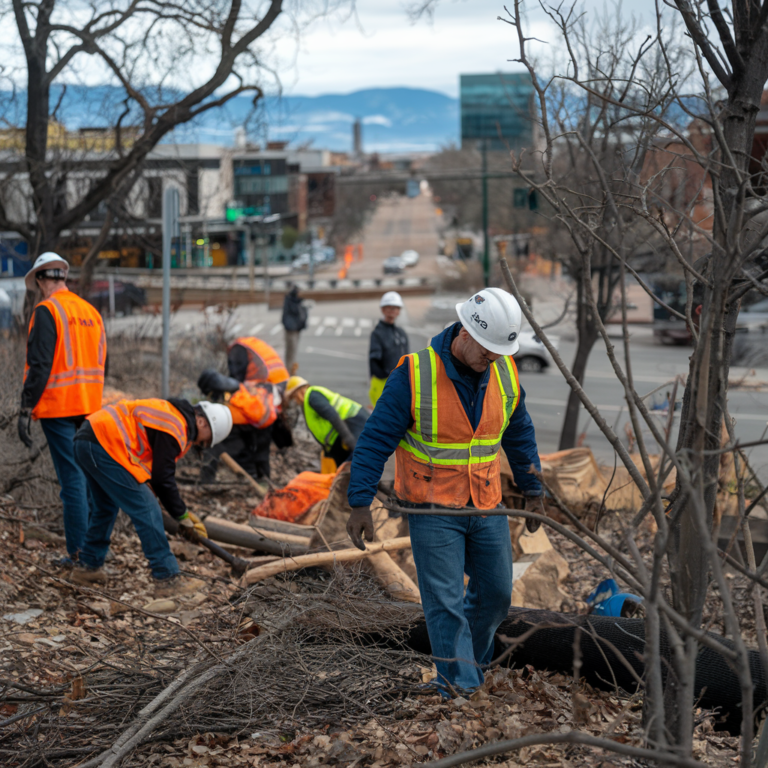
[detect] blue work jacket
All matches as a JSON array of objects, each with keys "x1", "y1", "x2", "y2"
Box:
[{"x1": 347, "y1": 322, "x2": 542, "y2": 508}]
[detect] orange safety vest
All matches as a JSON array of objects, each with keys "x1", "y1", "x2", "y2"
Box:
[
  {"x1": 25, "y1": 290, "x2": 106, "y2": 419},
  {"x1": 227, "y1": 384, "x2": 277, "y2": 429},
  {"x1": 394, "y1": 347, "x2": 520, "y2": 509},
  {"x1": 88, "y1": 399, "x2": 190, "y2": 484},
  {"x1": 231, "y1": 337, "x2": 289, "y2": 384}
]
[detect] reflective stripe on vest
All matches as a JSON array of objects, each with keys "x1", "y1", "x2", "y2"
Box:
[
  {"x1": 233, "y1": 337, "x2": 289, "y2": 384},
  {"x1": 393, "y1": 347, "x2": 520, "y2": 508},
  {"x1": 303, "y1": 385, "x2": 361, "y2": 451},
  {"x1": 24, "y1": 291, "x2": 106, "y2": 419},
  {"x1": 228, "y1": 385, "x2": 276, "y2": 429},
  {"x1": 398, "y1": 348, "x2": 519, "y2": 466},
  {"x1": 88, "y1": 399, "x2": 189, "y2": 484}
]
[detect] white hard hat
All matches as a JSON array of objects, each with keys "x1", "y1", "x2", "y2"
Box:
[
  {"x1": 25, "y1": 252, "x2": 69, "y2": 291},
  {"x1": 198, "y1": 401, "x2": 233, "y2": 447},
  {"x1": 380, "y1": 291, "x2": 404, "y2": 308},
  {"x1": 455, "y1": 287, "x2": 522, "y2": 356}
]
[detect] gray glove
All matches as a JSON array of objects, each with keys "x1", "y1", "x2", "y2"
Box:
[
  {"x1": 17, "y1": 409, "x2": 33, "y2": 449},
  {"x1": 346, "y1": 506, "x2": 374, "y2": 551},
  {"x1": 522, "y1": 493, "x2": 545, "y2": 533}
]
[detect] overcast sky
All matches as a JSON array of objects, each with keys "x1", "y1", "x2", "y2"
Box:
[{"x1": 273, "y1": 0, "x2": 659, "y2": 98}]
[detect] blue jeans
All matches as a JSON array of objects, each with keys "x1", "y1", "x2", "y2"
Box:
[
  {"x1": 74, "y1": 440, "x2": 179, "y2": 580},
  {"x1": 408, "y1": 513, "x2": 513, "y2": 692},
  {"x1": 40, "y1": 418, "x2": 93, "y2": 557}
]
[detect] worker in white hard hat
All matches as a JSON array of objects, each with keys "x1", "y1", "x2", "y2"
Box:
[
  {"x1": 346, "y1": 287, "x2": 543, "y2": 694},
  {"x1": 69, "y1": 397, "x2": 233, "y2": 598},
  {"x1": 368, "y1": 291, "x2": 409, "y2": 407},
  {"x1": 19, "y1": 252, "x2": 107, "y2": 567}
]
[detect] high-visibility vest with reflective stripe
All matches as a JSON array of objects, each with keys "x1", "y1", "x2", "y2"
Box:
[
  {"x1": 87, "y1": 399, "x2": 190, "y2": 484},
  {"x1": 227, "y1": 384, "x2": 277, "y2": 429},
  {"x1": 303, "y1": 385, "x2": 362, "y2": 452},
  {"x1": 231, "y1": 337, "x2": 289, "y2": 384},
  {"x1": 394, "y1": 347, "x2": 520, "y2": 509},
  {"x1": 25, "y1": 290, "x2": 106, "y2": 419}
]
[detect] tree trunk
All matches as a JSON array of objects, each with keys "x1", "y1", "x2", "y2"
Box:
[{"x1": 558, "y1": 277, "x2": 599, "y2": 450}]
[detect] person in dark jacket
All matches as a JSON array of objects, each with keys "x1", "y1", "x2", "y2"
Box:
[
  {"x1": 347, "y1": 288, "x2": 543, "y2": 694},
  {"x1": 281, "y1": 284, "x2": 308, "y2": 372},
  {"x1": 369, "y1": 291, "x2": 409, "y2": 407}
]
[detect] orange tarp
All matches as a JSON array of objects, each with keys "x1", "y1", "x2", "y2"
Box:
[{"x1": 253, "y1": 471, "x2": 335, "y2": 522}]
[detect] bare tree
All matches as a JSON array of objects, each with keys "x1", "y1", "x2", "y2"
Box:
[
  {"x1": 494, "y1": 0, "x2": 768, "y2": 761},
  {"x1": 0, "y1": 0, "x2": 353, "y2": 291}
]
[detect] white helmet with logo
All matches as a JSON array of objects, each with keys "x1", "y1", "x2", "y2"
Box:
[
  {"x1": 197, "y1": 401, "x2": 233, "y2": 447},
  {"x1": 455, "y1": 287, "x2": 522, "y2": 356},
  {"x1": 380, "y1": 290, "x2": 404, "y2": 308},
  {"x1": 25, "y1": 252, "x2": 69, "y2": 291}
]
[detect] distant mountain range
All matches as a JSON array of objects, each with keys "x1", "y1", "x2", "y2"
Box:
[
  {"x1": 0, "y1": 86, "x2": 460, "y2": 153},
  {"x1": 181, "y1": 87, "x2": 460, "y2": 153}
]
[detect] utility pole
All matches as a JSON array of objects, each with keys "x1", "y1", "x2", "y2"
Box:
[
  {"x1": 482, "y1": 139, "x2": 490, "y2": 287},
  {"x1": 161, "y1": 186, "x2": 180, "y2": 399}
]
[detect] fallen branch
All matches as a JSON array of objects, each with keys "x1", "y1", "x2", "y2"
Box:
[
  {"x1": 220, "y1": 452, "x2": 266, "y2": 498},
  {"x1": 241, "y1": 536, "x2": 412, "y2": 585},
  {"x1": 425, "y1": 730, "x2": 708, "y2": 768}
]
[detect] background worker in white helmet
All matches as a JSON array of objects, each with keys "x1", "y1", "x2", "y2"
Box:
[
  {"x1": 284, "y1": 376, "x2": 369, "y2": 468},
  {"x1": 346, "y1": 288, "x2": 543, "y2": 694},
  {"x1": 368, "y1": 291, "x2": 409, "y2": 407},
  {"x1": 19, "y1": 253, "x2": 107, "y2": 567},
  {"x1": 69, "y1": 397, "x2": 232, "y2": 598}
]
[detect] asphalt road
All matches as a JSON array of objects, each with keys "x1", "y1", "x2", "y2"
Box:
[{"x1": 166, "y1": 292, "x2": 766, "y2": 481}]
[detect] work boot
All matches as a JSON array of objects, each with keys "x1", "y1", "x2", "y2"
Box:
[
  {"x1": 70, "y1": 565, "x2": 109, "y2": 586},
  {"x1": 153, "y1": 574, "x2": 206, "y2": 599}
]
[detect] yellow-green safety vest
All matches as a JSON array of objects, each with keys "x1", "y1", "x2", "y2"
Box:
[{"x1": 304, "y1": 386, "x2": 362, "y2": 451}]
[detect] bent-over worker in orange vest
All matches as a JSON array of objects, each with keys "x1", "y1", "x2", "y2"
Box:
[
  {"x1": 228, "y1": 336, "x2": 289, "y2": 385},
  {"x1": 69, "y1": 398, "x2": 233, "y2": 599},
  {"x1": 346, "y1": 288, "x2": 544, "y2": 694},
  {"x1": 19, "y1": 253, "x2": 106, "y2": 565},
  {"x1": 196, "y1": 369, "x2": 291, "y2": 485}
]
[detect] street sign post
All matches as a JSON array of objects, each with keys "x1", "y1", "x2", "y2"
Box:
[{"x1": 161, "y1": 186, "x2": 180, "y2": 398}]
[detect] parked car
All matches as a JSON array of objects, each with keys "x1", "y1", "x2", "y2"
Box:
[
  {"x1": 383, "y1": 255, "x2": 405, "y2": 275},
  {"x1": 400, "y1": 249, "x2": 419, "y2": 267},
  {"x1": 738, "y1": 297, "x2": 768, "y2": 328},
  {"x1": 513, "y1": 331, "x2": 557, "y2": 373},
  {"x1": 87, "y1": 280, "x2": 146, "y2": 316}
]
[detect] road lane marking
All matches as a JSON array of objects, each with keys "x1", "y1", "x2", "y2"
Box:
[
  {"x1": 249, "y1": 322, "x2": 264, "y2": 335},
  {"x1": 304, "y1": 346, "x2": 365, "y2": 361}
]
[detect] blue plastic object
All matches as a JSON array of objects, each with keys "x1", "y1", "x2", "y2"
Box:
[{"x1": 586, "y1": 578, "x2": 642, "y2": 617}]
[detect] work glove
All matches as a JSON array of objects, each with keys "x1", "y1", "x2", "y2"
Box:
[
  {"x1": 338, "y1": 423, "x2": 357, "y2": 452},
  {"x1": 17, "y1": 408, "x2": 33, "y2": 449},
  {"x1": 346, "y1": 506, "x2": 374, "y2": 551},
  {"x1": 178, "y1": 511, "x2": 207, "y2": 542},
  {"x1": 522, "y1": 493, "x2": 545, "y2": 533}
]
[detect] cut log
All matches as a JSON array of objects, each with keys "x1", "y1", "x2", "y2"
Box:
[
  {"x1": 220, "y1": 453, "x2": 267, "y2": 498},
  {"x1": 248, "y1": 514, "x2": 314, "y2": 539},
  {"x1": 203, "y1": 516, "x2": 308, "y2": 557},
  {"x1": 366, "y1": 551, "x2": 421, "y2": 603},
  {"x1": 241, "y1": 536, "x2": 413, "y2": 585}
]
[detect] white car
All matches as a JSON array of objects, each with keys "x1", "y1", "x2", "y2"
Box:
[
  {"x1": 513, "y1": 331, "x2": 557, "y2": 373},
  {"x1": 399, "y1": 249, "x2": 419, "y2": 267}
]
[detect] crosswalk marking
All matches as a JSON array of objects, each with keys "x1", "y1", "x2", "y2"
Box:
[
  {"x1": 334, "y1": 325, "x2": 343, "y2": 336},
  {"x1": 354, "y1": 326, "x2": 362, "y2": 337},
  {"x1": 322, "y1": 316, "x2": 338, "y2": 325},
  {"x1": 303, "y1": 316, "x2": 385, "y2": 338},
  {"x1": 309, "y1": 316, "x2": 320, "y2": 326},
  {"x1": 249, "y1": 322, "x2": 264, "y2": 335},
  {"x1": 358, "y1": 318, "x2": 373, "y2": 328},
  {"x1": 270, "y1": 324, "x2": 282, "y2": 335}
]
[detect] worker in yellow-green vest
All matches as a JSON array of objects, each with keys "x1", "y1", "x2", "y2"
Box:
[{"x1": 284, "y1": 376, "x2": 369, "y2": 466}]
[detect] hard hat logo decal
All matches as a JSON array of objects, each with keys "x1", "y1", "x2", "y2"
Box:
[
  {"x1": 474, "y1": 295, "x2": 485, "y2": 304},
  {"x1": 470, "y1": 312, "x2": 488, "y2": 330},
  {"x1": 508, "y1": 332, "x2": 517, "y2": 341}
]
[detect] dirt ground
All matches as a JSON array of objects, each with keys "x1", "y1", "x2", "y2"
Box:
[{"x1": 0, "y1": 327, "x2": 753, "y2": 767}]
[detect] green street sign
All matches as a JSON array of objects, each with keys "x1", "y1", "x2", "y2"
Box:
[{"x1": 226, "y1": 206, "x2": 266, "y2": 222}]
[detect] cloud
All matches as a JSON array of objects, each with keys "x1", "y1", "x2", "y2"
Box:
[{"x1": 362, "y1": 115, "x2": 392, "y2": 127}]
